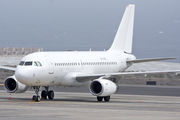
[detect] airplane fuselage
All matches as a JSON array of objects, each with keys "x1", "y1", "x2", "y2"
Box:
[{"x1": 15, "y1": 51, "x2": 136, "y2": 87}]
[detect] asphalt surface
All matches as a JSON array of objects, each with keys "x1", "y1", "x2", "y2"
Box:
[
  {"x1": 1, "y1": 83, "x2": 180, "y2": 120},
  {"x1": 1, "y1": 82, "x2": 180, "y2": 97},
  {"x1": 48, "y1": 85, "x2": 180, "y2": 97},
  {"x1": 0, "y1": 90, "x2": 180, "y2": 120}
]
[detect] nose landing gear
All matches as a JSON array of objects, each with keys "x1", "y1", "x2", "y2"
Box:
[{"x1": 32, "y1": 86, "x2": 41, "y2": 102}]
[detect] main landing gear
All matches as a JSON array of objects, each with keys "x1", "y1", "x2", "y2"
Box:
[
  {"x1": 41, "y1": 86, "x2": 54, "y2": 100},
  {"x1": 97, "y1": 96, "x2": 110, "y2": 102},
  {"x1": 32, "y1": 86, "x2": 54, "y2": 102}
]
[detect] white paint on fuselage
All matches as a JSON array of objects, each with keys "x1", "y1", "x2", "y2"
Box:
[{"x1": 15, "y1": 51, "x2": 136, "y2": 87}]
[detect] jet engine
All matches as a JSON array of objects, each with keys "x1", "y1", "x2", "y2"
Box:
[
  {"x1": 89, "y1": 79, "x2": 118, "y2": 96},
  {"x1": 4, "y1": 75, "x2": 29, "y2": 93}
]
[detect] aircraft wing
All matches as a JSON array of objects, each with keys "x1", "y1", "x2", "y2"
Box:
[
  {"x1": 127, "y1": 57, "x2": 176, "y2": 63},
  {"x1": 0, "y1": 66, "x2": 16, "y2": 71},
  {"x1": 76, "y1": 70, "x2": 180, "y2": 82}
]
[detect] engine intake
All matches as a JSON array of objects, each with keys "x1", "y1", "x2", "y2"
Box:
[
  {"x1": 89, "y1": 79, "x2": 118, "y2": 96},
  {"x1": 4, "y1": 75, "x2": 29, "y2": 93}
]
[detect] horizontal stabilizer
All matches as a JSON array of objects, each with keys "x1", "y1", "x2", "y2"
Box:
[{"x1": 127, "y1": 57, "x2": 176, "y2": 63}]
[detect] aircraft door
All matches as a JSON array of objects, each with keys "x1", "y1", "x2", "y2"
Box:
[{"x1": 45, "y1": 56, "x2": 54, "y2": 74}]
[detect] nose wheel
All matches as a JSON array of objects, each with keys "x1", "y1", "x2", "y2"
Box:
[
  {"x1": 32, "y1": 86, "x2": 41, "y2": 102},
  {"x1": 41, "y1": 86, "x2": 54, "y2": 100}
]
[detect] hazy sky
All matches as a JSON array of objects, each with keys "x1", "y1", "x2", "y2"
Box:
[{"x1": 0, "y1": 0, "x2": 180, "y2": 62}]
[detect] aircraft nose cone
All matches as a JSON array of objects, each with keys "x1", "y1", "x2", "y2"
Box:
[{"x1": 15, "y1": 67, "x2": 29, "y2": 85}]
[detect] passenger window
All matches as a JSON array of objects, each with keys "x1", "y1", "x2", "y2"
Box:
[
  {"x1": 25, "y1": 61, "x2": 33, "y2": 66},
  {"x1": 19, "y1": 61, "x2": 25, "y2": 66}
]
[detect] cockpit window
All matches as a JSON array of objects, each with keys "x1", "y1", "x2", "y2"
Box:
[
  {"x1": 37, "y1": 61, "x2": 42, "y2": 66},
  {"x1": 34, "y1": 61, "x2": 38, "y2": 66},
  {"x1": 25, "y1": 61, "x2": 33, "y2": 66},
  {"x1": 19, "y1": 61, "x2": 25, "y2": 66},
  {"x1": 19, "y1": 61, "x2": 42, "y2": 66}
]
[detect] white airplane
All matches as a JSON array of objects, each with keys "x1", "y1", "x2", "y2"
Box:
[{"x1": 1, "y1": 4, "x2": 178, "y2": 102}]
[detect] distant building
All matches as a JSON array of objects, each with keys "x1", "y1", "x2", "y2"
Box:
[{"x1": 0, "y1": 47, "x2": 43, "y2": 57}]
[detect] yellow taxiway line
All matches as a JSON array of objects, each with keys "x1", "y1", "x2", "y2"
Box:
[{"x1": 0, "y1": 84, "x2": 4, "y2": 86}]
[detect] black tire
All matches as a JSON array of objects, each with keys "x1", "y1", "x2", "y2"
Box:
[
  {"x1": 104, "y1": 96, "x2": 110, "y2": 102},
  {"x1": 48, "y1": 90, "x2": 54, "y2": 100},
  {"x1": 32, "y1": 95, "x2": 36, "y2": 100},
  {"x1": 35, "y1": 96, "x2": 40, "y2": 102},
  {"x1": 41, "y1": 90, "x2": 48, "y2": 99},
  {"x1": 97, "y1": 96, "x2": 103, "y2": 102}
]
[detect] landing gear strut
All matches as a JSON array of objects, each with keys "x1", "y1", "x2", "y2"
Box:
[
  {"x1": 41, "y1": 86, "x2": 54, "y2": 100},
  {"x1": 32, "y1": 86, "x2": 41, "y2": 102},
  {"x1": 97, "y1": 96, "x2": 110, "y2": 102}
]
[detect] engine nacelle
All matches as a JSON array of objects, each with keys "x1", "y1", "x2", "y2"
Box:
[
  {"x1": 4, "y1": 75, "x2": 29, "y2": 93},
  {"x1": 89, "y1": 79, "x2": 118, "y2": 96}
]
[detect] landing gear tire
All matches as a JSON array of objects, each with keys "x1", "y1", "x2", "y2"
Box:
[
  {"x1": 48, "y1": 90, "x2": 54, "y2": 100},
  {"x1": 32, "y1": 95, "x2": 36, "y2": 100},
  {"x1": 32, "y1": 95, "x2": 40, "y2": 102},
  {"x1": 35, "y1": 96, "x2": 40, "y2": 102},
  {"x1": 97, "y1": 96, "x2": 103, "y2": 102},
  {"x1": 41, "y1": 87, "x2": 55, "y2": 100},
  {"x1": 104, "y1": 96, "x2": 110, "y2": 102},
  {"x1": 41, "y1": 90, "x2": 48, "y2": 99}
]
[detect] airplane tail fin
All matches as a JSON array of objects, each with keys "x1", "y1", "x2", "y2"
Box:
[{"x1": 108, "y1": 4, "x2": 135, "y2": 53}]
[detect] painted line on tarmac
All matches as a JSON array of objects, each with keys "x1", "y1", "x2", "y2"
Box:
[{"x1": 0, "y1": 84, "x2": 4, "y2": 86}]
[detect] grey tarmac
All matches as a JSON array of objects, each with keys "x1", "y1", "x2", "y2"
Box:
[{"x1": 0, "y1": 87, "x2": 180, "y2": 120}]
